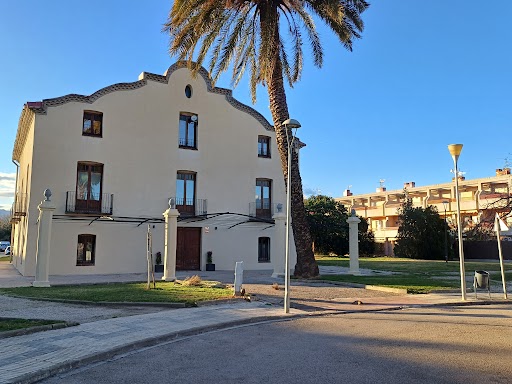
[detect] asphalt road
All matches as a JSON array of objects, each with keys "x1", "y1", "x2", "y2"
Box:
[{"x1": 43, "y1": 304, "x2": 512, "y2": 384}]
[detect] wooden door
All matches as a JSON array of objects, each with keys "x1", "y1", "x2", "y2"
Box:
[{"x1": 176, "y1": 227, "x2": 201, "y2": 270}]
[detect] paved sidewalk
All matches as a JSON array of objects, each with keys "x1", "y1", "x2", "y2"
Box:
[{"x1": 0, "y1": 302, "x2": 294, "y2": 384}]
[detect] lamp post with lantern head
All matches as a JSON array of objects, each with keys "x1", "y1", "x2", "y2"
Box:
[{"x1": 448, "y1": 144, "x2": 466, "y2": 300}]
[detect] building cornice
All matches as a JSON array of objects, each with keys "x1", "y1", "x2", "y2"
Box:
[
  {"x1": 336, "y1": 174, "x2": 512, "y2": 202},
  {"x1": 12, "y1": 62, "x2": 274, "y2": 161},
  {"x1": 12, "y1": 105, "x2": 35, "y2": 162}
]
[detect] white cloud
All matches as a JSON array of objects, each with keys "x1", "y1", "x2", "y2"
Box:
[
  {"x1": 303, "y1": 186, "x2": 322, "y2": 198},
  {"x1": 0, "y1": 173, "x2": 16, "y2": 210}
]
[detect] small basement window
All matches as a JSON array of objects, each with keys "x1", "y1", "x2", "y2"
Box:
[
  {"x1": 258, "y1": 237, "x2": 270, "y2": 263},
  {"x1": 77, "y1": 234, "x2": 96, "y2": 266}
]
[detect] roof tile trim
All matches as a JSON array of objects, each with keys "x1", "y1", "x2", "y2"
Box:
[{"x1": 31, "y1": 61, "x2": 274, "y2": 130}]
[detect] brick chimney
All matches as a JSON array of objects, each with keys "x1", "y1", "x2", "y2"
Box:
[
  {"x1": 343, "y1": 189, "x2": 353, "y2": 197},
  {"x1": 496, "y1": 168, "x2": 511, "y2": 176},
  {"x1": 376, "y1": 187, "x2": 386, "y2": 193},
  {"x1": 404, "y1": 181, "x2": 416, "y2": 189}
]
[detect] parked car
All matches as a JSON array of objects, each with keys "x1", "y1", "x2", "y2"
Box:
[
  {"x1": 4, "y1": 246, "x2": 10, "y2": 256},
  {"x1": 0, "y1": 241, "x2": 9, "y2": 252}
]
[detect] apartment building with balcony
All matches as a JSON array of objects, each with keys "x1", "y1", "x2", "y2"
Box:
[
  {"x1": 336, "y1": 170, "x2": 512, "y2": 255},
  {"x1": 10, "y1": 62, "x2": 296, "y2": 276}
]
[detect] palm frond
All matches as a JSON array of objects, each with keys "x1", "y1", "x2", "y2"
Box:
[{"x1": 165, "y1": 0, "x2": 369, "y2": 94}]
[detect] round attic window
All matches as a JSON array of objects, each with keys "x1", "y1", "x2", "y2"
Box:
[{"x1": 185, "y1": 85, "x2": 192, "y2": 98}]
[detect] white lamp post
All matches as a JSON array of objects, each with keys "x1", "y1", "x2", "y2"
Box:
[
  {"x1": 282, "y1": 118, "x2": 301, "y2": 314},
  {"x1": 448, "y1": 143, "x2": 466, "y2": 300}
]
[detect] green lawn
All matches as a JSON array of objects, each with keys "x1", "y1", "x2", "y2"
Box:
[
  {"x1": 0, "y1": 281, "x2": 234, "y2": 305},
  {"x1": 315, "y1": 256, "x2": 511, "y2": 293},
  {"x1": 316, "y1": 256, "x2": 509, "y2": 274},
  {"x1": 318, "y1": 274, "x2": 459, "y2": 294},
  {"x1": 0, "y1": 256, "x2": 10, "y2": 262},
  {"x1": 0, "y1": 318, "x2": 64, "y2": 333}
]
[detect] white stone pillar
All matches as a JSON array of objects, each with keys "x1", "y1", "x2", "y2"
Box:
[
  {"x1": 271, "y1": 208, "x2": 286, "y2": 278},
  {"x1": 33, "y1": 189, "x2": 55, "y2": 287},
  {"x1": 347, "y1": 210, "x2": 361, "y2": 275},
  {"x1": 162, "y1": 207, "x2": 180, "y2": 281}
]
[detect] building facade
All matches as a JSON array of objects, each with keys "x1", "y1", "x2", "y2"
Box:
[
  {"x1": 10, "y1": 62, "x2": 296, "y2": 277},
  {"x1": 336, "y1": 170, "x2": 512, "y2": 254}
]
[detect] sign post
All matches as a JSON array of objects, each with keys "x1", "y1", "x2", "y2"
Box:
[{"x1": 494, "y1": 214, "x2": 508, "y2": 299}]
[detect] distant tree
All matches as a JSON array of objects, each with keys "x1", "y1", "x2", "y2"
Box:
[
  {"x1": 0, "y1": 216, "x2": 11, "y2": 241},
  {"x1": 394, "y1": 198, "x2": 446, "y2": 260},
  {"x1": 358, "y1": 217, "x2": 375, "y2": 256},
  {"x1": 304, "y1": 195, "x2": 374, "y2": 256},
  {"x1": 462, "y1": 192, "x2": 512, "y2": 241}
]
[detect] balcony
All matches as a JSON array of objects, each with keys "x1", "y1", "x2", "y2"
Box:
[
  {"x1": 428, "y1": 199, "x2": 452, "y2": 213},
  {"x1": 366, "y1": 205, "x2": 385, "y2": 218},
  {"x1": 384, "y1": 203, "x2": 401, "y2": 217},
  {"x1": 479, "y1": 193, "x2": 511, "y2": 209},
  {"x1": 11, "y1": 193, "x2": 27, "y2": 217},
  {"x1": 66, "y1": 191, "x2": 113, "y2": 215},
  {"x1": 170, "y1": 197, "x2": 207, "y2": 217},
  {"x1": 249, "y1": 202, "x2": 275, "y2": 220}
]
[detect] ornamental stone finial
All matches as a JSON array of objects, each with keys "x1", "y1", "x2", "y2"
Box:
[
  {"x1": 43, "y1": 189, "x2": 52, "y2": 201},
  {"x1": 351, "y1": 208, "x2": 356, "y2": 217}
]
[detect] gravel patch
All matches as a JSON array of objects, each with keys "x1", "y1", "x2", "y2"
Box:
[{"x1": 243, "y1": 281, "x2": 403, "y2": 311}]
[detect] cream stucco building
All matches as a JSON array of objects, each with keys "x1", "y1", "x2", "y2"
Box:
[
  {"x1": 336, "y1": 169, "x2": 512, "y2": 255},
  {"x1": 10, "y1": 62, "x2": 296, "y2": 277}
]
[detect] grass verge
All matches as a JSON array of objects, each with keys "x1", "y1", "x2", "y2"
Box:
[
  {"x1": 0, "y1": 256, "x2": 10, "y2": 262},
  {"x1": 316, "y1": 256, "x2": 510, "y2": 274},
  {"x1": 0, "y1": 280, "x2": 233, "y2": 305},
  {"x1": 315, "y1": 256, "x2": 511, "y2": 293}
]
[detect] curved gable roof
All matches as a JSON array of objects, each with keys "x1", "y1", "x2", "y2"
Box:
[{"x1": 13, "y1": 62, "x2": 274, "y2": 161}]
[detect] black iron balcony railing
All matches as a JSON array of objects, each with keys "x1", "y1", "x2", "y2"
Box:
[
  {"x1": 169, "y1": 197, "x2": 207, "y2": 216},
  {"x1": 66, "y1": 191, "x2": 113, "y2": 215},
  {"x1": 11, "y1": 193, "x2": 27, "y2": 217},
  {"x1": 249, "y1": 202, "x2": 277, "y2": 220}
]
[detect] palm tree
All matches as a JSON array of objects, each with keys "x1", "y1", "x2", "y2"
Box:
[{"x1": 164, "y1": 0, "x2": 369, "y2": 277}]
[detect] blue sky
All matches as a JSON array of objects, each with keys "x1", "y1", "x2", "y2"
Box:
[{"x1": 1, "y1": 1, "x2": 511, "y2": 210}]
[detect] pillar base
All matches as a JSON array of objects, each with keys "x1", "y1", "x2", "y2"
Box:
[
  {"x1": 32, "y1": 281, "x2": 51, "y2": 287},
  {"x1": 271, "y1": 272, "x2": 285, "y2": 278},
  {"x1": 349, "y1": 270, "x2": 361, "y2": 276},
  {"x1": 162, "y1": 276, "x2": 176, "y2": 282}
]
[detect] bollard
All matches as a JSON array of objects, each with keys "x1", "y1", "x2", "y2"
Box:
[{"x1": 234, "y1": 261, "x2": 244, "y2": 296}]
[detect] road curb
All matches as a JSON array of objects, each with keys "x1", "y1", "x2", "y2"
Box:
[
  {"x1": 2, "y1": 295, "x2": 189, "y2": 308},
  {"x1": 2, "y1": 295, "x2": 245, "y2": 308},
  {"x1": 295, "y1": 278, "x2": 409, "y2": 294},
  {"x1": 0, "y1": 320, "x2": 78, "y2": 339}
]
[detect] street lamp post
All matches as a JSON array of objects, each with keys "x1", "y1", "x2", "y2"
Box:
[
  {"x1": 448, "y1": 144, "x2": 466, "y2": 300},
  {"x1": 442, "y1": 200, "x2": 449, "y2": 263},
  {"x1": 282, "y1": 118, "x2": 301, "y2": 314}
]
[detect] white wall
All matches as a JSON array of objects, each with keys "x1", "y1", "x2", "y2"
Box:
[{"x1": 15, "y1": 64, "x2": 295, "y2": 276}]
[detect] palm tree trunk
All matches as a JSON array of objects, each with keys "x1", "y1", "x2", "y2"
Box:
[{"x1": 267, "y1": 59, "x2": 319, "y2": 278}]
